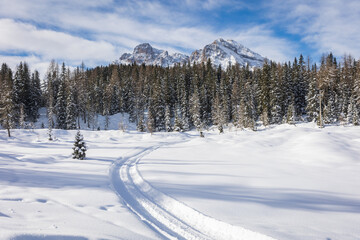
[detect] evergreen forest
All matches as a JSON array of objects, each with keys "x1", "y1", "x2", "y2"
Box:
[{"x1": 1, "y1": 53, "x2": 360, "y2": 135}]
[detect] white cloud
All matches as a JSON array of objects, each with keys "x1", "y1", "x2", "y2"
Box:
[
  {"x1": 0, "y1": 19, "x2": 119, "y2": 61},
  {"x1": 0, "y1": 55, "x2": 49, "y2": 79},
  {"x1": 267, "y1": 0, "x2": 360, "y2": 58},
  {"x1": 0, "y1": 18, "x2": 121, "y2": 76},
  {"x1": 229, "y1": 26, "x2": 296, "y2": 62},
  {"x1": 184, "y1": 0, "x2": 246, "y2": 11},
  {"x1": 0, "y1": 0, "x2": 297, "y2": 75}
]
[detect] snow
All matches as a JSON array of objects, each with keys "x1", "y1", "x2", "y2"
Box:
[
  {"x1": 119, "y1": 43, "x2": 189, "y2": 67},
  {"x1": 140, "y1": 124, "x2": 360, "y2": 240},
  {"x1": 190, "y1": 38, "x2": 264, "y2": 69},
  {"x1": 1, "y1": 122, "x2": 360, "y2": 239},
  {"x1": 120, "y1": 38, "x2": 264, "y2": 69},
  {"x1": 0, "y1": 129, "x2": 159, "y2": 240}
]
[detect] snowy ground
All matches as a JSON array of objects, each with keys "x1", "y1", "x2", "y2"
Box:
[{"x1": 1, "y1": 122, "x2": 360, "y2": 239}]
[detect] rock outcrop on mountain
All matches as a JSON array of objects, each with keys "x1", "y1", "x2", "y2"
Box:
[
  {"x1": 119, "y1": 43, "x2": 189, "y2": 67},
  {"x1": 189, "y1": 38, "x2": 264, "y2": 68},
  {"x1": 119, "y1": 39, "x2": 265, "y2": 68}
]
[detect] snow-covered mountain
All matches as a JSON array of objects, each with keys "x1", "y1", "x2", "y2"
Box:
[
  {"x1": 119, "y1": 43, "x2": 189, "y2": 67},
  {"x1": 189, "y1": 38, "x2": 264, "y2": 68},
  {"x1": 119, "y1": 39, "x2": 265, "y2": 68}
]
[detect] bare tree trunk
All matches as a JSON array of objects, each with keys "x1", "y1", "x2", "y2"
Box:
[{"x1": 7, "y1": 128, "x2": 11, "y2": 137}]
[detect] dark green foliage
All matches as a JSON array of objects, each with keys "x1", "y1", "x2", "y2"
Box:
[
  {"x1": 56, "y1": 71, "x2": 67, "y2": 129},
  {"x1": 137, "y1": 109, "x2": 146, "y2": 132},
  {"x1": 0, "y1": 66, "x2": 15, "y2": 137},
  {"x1": 66, "y1": 89, "x2": 77, "y2": 130},
  {"x1": 190, "y1": 85, "x2": 203, "y2": 132},
  {"x1": 73, "y1": 130, "x2": 87, "y2": 160},
  {"x1": 146, "y1": 100, "x2": 155, "y2": 134},
  {"x1": 164, "y1": 105, "x2": 172, "y2": 132},
  {"x1": 306, "y1": 65, "x2": 319, "y2": 122},
  {"x1": 1, "y1": 52, "x2": 360, "y2": 132}
]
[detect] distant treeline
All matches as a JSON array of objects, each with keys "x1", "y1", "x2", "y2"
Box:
[{"x1": 1, "y1": 53, "x2": 360, "y2": 135}]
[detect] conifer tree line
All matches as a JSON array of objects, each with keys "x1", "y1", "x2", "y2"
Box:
[{"x1": 1, "y1": 53, "x2": 360, "y2": 134}]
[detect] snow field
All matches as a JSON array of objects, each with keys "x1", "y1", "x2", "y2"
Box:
[
  {"x1": 129, "y1": 148, "x2": 276, "y2": 240},
  {"x1": 1, "y1": 123, "x2": 360, "y2": 239},
  {"x1": 0, "y1": 129, "x2": 159, "y2": 240},
  {"x1": 139, "y1": 124, "x2": 360, "y2": 240}
]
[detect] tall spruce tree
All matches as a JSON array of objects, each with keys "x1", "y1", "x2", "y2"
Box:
[
  {"x1": 212, "y1": 94, "x2": 225, "y2": 133},
  {"x1": 270, "y1": 63, "x2": 283, "y2": 124},
  {"x1": 306, "y1": 65, "x2": 319, "y2": 123},
  {"x1": 66, "y1": 88, "x2": 77, "y2": 130},
  {"x1": 164, "y1": 104, "x2": 172, "y2": 132},
  {"x1": 55, "y1": 63, "x2": 67, "y2": 129},
  {"x1": 0, "y1": 74, "x2": 15, "y2": 137},
  {"x1": 29, "y1": 70, "x2": 42, "y2": 122},
  {"x1": 190, "y1": 85, "x2": 203, "y2": 134}
]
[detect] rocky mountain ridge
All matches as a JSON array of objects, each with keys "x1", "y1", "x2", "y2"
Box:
[{"x1": 119, "y1": 38, "x2": 265, "y2": 68}]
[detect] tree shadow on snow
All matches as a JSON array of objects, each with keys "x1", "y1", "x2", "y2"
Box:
[
  {"x1": 158, "y1": 183, "x2": 360, "y2": 213},
  {"x1": 0, "y1": 168, "x2": 108, "y2": 189},
  {"x1": 11, "y1": 235, "x2": 88, "y2": 240},
  {"x1": 0, "y1": 211, "x2": 10, "y2": 217}
]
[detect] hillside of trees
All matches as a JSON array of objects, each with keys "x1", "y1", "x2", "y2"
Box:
[{"x1": 1, "y1": 53, "x2": 360, "y2": 136}]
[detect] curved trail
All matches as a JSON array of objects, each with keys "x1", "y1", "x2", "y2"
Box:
[{"x1": 110, "y1": 141, "x2": 277, "y2": 240}]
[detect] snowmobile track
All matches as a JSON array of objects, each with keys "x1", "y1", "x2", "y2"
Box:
[{"x1": 110, "y1": 142, "x2": 277, "y2": 240}]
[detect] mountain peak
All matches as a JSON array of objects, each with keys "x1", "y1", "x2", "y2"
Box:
[
  {"x1": 120, "y1": 44, "x2": 188, "y2": 67},
  {"x1": 119, "y1": 39, "x2": 264, "y2": 68},
  {"x1": 190, "y1": 38, "x2": 264, "y2": 68},
  {"x1": 133, "y1": 43, "x2": 155, "y2": 54}
]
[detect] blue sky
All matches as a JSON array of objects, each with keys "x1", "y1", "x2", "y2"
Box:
[{"x1": 0, "y1": 0, "x2": 359, "y2": 76}]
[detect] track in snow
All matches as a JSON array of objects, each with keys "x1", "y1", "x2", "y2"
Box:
[{"x1": 110, "y1": 142, "x2": 277, "y2": 240}]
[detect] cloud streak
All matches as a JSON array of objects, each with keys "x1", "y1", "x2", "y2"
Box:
[
  {"x1": 0, "y1": 0, "x2": 324, "y2": 76},
  {"x1": 266, "y1": 0, "x2": 360, "y2": 58}
]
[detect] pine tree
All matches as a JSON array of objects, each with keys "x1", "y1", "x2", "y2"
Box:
[
  {"x1": 190, "y1": 87, "x2": 203, "y2": 134},
  {"x1": 347, "y1": 96, "x2": 355, "y2": 124},
  {"x1": 147, "y1": 104, "x2": 155, "y2": 134},
  {"x1": 48, "y1": 95, "x2": 54, "y2": 140},
  {"x1": 212, "y1": 94, "x2": 225, "y2": 133},
  {"x1": 269, "y1": 63, "x2": 283, "y2": 124},
  {"x1": 237, "y1": 98, "x2": 246, "y2": 129},
  {"x1": 45, "y1": 61, "x2": 58, "y2": 139},
  {"x1": 19, "y1": 104, "x2": 25, "y2": 129},
  {"x1": 352, "y1": 61, "x2": 360, "y2": 125},
  {"x1": 258, "y1": 61, "x2": 271, "y2": 123},
  {"x1": 55, "y1": 68, "x2": 67, "y2": 129},
  {"x1": 261, "y1": 106, "x2": 270, "y2": 126},
  {"x1": 285, "y1": 101, "x2": 296, "y2": 125},
  {"x1": 66, "y1": 90, "x2": 77, "y2": 130},
  {"x1": 164, "y1": 105, "x2": 172, "y2": 132},
  {"x1": 339, "y1": 55, "x2": 354, "y2": 121},
  {"x1": 293, "y1": 55, "x2": 308, "y2": 116},
  {"x1": 72, "y1": 130, "x2": 87, "y2": 160},
  {"x1": 29, "y1": 70, "x2": 42, "y2": 122},
  {"x1": 280, "y1": 62, "x2": 292, "y2": 115},
  {"x1": 306, "y1": 65, "x2": 319, "y2": 122},
  {"x1": 0, "y1": 78, "x2": 15, "y2": 137},
  {"x1": 137, "y1": 109, "x2": 146, "y2": 132},
  {"x1": 231, "y1": 72, "x2": 241, "y2": 126},
  {"x1": 173, "y1": 105, "x2": 183, "y2": 132},
  {"x1": 241, "y1": 80, "x2": 257, "y2": 130},
  {"x1": 353, "y1": 110, "x2": 360, "y2": 125},
  {"x1": 324, "y1": 92, "x2": 337, "y2": 124},
  {"x1": 12, "y1": 62, "x2": 24, "y2": 124},
  {"x1": 76, "y1": 62, "x2": 88, "y2": 125}
]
